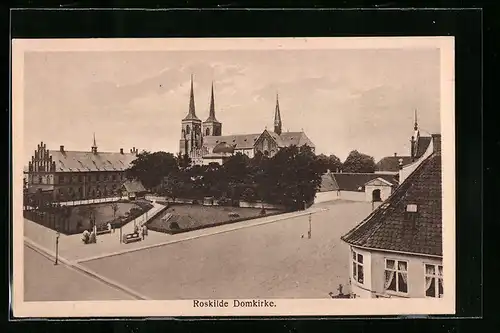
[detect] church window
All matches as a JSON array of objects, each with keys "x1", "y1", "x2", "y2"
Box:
[
  {"x1": 186, "y1": 125, "x2": 191, "y2": 134},
  {"x1": 38, "y1": 176, "x2": 43, "y2": 184},
  {"x1": 206, "y1": 128, "x2": 210, "y2": 136}
]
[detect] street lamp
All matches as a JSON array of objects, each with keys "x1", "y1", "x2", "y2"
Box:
[
  {"x1": 54, "y1": 231, "x2": 60, "y2": 265},
  {"x1": 308, "y1": 213, "x2": 312, "y2": 239}
]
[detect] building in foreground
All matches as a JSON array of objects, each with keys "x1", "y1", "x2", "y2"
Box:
[
  {"x1": 24, "y1": 137, "x2": 139, "y2": 202},
  {"x1": 341, "y1": 134, "x2": 442, "y2": 299},
  {"x1": 179, "y1": 76, "x2": 315, "y2": 165}
]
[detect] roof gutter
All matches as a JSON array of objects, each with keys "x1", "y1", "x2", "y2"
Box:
[{"x1": 341, "y1": 239, "x2": 443, "y2": 259}]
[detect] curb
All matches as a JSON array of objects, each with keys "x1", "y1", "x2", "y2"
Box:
[
  {"x1": 24, "y1": 238, "x2": 149, "y2": 301},
  {"x1": 77, "y1": 207, "x2": 328, "y2": 263}
]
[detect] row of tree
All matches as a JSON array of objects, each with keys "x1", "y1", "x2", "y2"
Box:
[{"x1": 126, "y1": 147, "x2": 377, "y2": 211}]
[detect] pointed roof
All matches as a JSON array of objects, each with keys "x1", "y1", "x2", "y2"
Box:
[
  {"x1": 274, "y1": 93, "x2": 282, "y2": 127},
  {"x1": 341, "y1": 151, "x2": 442, "y2": 257},
  {"x1": 204, "y1": 81, "x2": 219, "y2": 123},
  {"x1": 183, "y1": 74, "x2": 200, "y2": 121}
]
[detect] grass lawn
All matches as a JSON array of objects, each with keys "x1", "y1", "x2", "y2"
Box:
[
  {"x1": 147, "y1": 204, "x2": 282, "y2": 233},
  {"x1": 69, "y1": 202, "x2": 138, "y2": 230},
  {"x1": 83, "y1": 201, "x2": 373, "y2": 300}
]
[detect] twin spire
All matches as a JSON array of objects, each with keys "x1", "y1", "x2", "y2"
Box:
[
  {"x1": 182, "y1": 75, "x2": 284, "y2": 135},
  {"x1": 183, "y1": 74, "x2": 218, "y2": 123}
]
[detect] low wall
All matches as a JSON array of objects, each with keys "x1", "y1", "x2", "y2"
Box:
[
  {"x1": 145, "y1": 196, "x2": 284, "y2": 210},
  {"x1": 338, "y1": 191, "x2": 367, "y2": 202},
  {"x1": 315, "y1": 191, "x2": 341, "y2": 203}
]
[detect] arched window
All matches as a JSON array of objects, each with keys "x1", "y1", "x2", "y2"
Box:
[
  {"x1": 205, "y1": 128, "x2": 210, "y2": 136},
  {"x1": 186, "y1": 125, "x2": 191, "y2": 134},
  {"x1": 372, "y1": 189, "x2": 382, "y2": 202}
]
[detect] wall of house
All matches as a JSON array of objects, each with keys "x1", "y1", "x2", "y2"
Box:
[
  {"x1": 370, "y1": 250, "x2": 442, "y2": 298},
  {"x1": 50, "y1": 171, "x2": 126, "y2": 201},
  {"x1": 349, "y1": 246, "x2": 443, "y2": 299},
  {"x1": 201, "y1": 157, "x2": 224, "y2": 166},
  {"x1": 364, "y1": 185, "x2": 392, "y2": 202},
  {"x1": 234, "y1": 148, "x2": 255, "y2": 158},
  {"x1": 349, "y1": 247, "x2": 373, "y2": 298},
  {"x1": 239, "y1": 201, "x2": 284, "y2": 210},
  {"x1": 315, "y1": 191, "x2": 340, "y2": 203}
]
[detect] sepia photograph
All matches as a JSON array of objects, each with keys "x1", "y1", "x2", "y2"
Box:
[{"x1": 12, "y1": 37, "x2": 455, "y2": 317}]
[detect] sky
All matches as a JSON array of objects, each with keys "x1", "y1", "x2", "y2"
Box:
[{"x1": 23, "y1": 48, "x2": 440, "y2": 164}]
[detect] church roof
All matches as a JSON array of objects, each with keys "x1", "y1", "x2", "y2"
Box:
[
  {"x1": 204, "y1": 82, "x2": 219, "y2": 123},
  {"x1": 279, "y1": 131, "x2": 315, "y2": 148},
  {"x1": 341, "y1": 150, "x2": 442, "y2": 257},
  {"x1": 212, "y1": 141, "x2": 236, "y2": 154},
  {"x1": 204, "y1": 134, "x2": 261, "y2": 150},
  {"x1": 331, "y1": 173, "x2": 398, "y2": 192},
  {"x1": 45, "y1": 150, "x2": 137, "y2": 173}
]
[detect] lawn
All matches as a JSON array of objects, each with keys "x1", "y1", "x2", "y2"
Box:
[
  {"x1": 83, "y1": 201, "x2": 373, "y2": 300},
  {"x1": 147, "y1": 204, "x2": 283, "y2": 233}
]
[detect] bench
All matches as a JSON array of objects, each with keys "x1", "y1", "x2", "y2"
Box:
[{"x1": 122, "y1": 232, "x2": 141, "y2": 244}]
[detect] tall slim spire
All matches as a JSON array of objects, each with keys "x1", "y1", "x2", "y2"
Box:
[
  {"x1": 274, "y1": 92, "x2": 282, "y2": 135},
  {"x1": 414, "y1": 109, "x2": 418, "y2": 131},
  {"x1": 91, "y1": 132, "x2": 98, "y2": 153},
  {"x1": 205, "y1": 81, "x2": 218, "y2": 122},
  {"x1": 183, "y1": 74, "x2": 200, "y2": 121}
]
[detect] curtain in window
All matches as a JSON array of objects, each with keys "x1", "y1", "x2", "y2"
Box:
[
  {"x1": 384, "y1": 270, "x2": 395, "y2": 289},
  {"x1": 425, "y1": 276, "x2": 434, "y2": 293},
  {"x1": 398, "y1": 262, "x2": 408, "y2": 284}
]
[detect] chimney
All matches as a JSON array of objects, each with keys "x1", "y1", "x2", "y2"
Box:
[
  {"x1": 120, "y1": 148, "x2": 123, "y2": 154},
  {"x1": 60, "y1": 145, "x2": 64, "y2": 152},
  {"x1": 394, "y1": 152, "x2": 397, "y2": 157},
  {"x1": 431, "y1": 134, "x2": 441, "y2": 153},
  {"x1": 398, "y1": 158, "x2": 404, "y2": 170}
]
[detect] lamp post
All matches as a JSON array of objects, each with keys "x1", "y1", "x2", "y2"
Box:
[
  {"x1": 308, "y1": 213, "x2": 312, "y2": 239},
  {"x1": 54, "y1": 231, "x2": 60, "y2": 265}
]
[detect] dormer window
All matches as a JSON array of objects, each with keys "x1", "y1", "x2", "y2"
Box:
[{"x1": 406, "y1": 204, "x2": 418, "y2": 212}]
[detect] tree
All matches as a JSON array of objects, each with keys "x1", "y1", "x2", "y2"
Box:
[
  {"x1": 342, "y1": 150, "x2": 376, "y2": 173},
  {"x1": 317, "y1": 154, "x2": 343, "y2": 173},
  {"x1": 177, "y1": 152, "x2": 192, "y2": 170},
  {"x1": 162, "y1": 172, "x2": 183, "y2": 202},
  {"x1": 264, "y1": 145, "x2": 324, "y2": 210},
  {"x1": 126, "y1": 151, "x2": 179, "y2": 189}
]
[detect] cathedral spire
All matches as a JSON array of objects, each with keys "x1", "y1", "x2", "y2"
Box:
[
  {"x1": 274, "y1": 92, "x2": 282, "y2": 135},
  {"x1": 183, "y1": 74, "x2": 200, "y2": 121},
  {"x1": 205, "y1": 81, "x2": 218, "y2": 122}
]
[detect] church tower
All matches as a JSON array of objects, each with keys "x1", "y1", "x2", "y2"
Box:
[
  {"x1": 202, "y1": 82, "x2": 222, "y2": 137},
  {"x1": 179, "y1": 75, "x2": 202, "y2": 156},
  {"x1": 410, "y1": 109, "x2": 420, "y2": 161},
  {"x1": 91, "y1": 132, "x2": 98, "y2": 154},
  {"x1": 274, "y1": 93, "x2": 282, "y2": 136}
]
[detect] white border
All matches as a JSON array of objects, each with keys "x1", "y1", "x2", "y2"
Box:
[{"x1": 12, "y1": 37, "x2": 455, "y2": 317}]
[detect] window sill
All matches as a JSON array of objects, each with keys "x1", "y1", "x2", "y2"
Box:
[{"x1": 384, "y1": 290, "x2": 410, "y2": 298}]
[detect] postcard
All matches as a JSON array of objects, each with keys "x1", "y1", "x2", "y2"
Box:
[{"x1": 12, "y1": 36, "x2": 455, "y2": 317}]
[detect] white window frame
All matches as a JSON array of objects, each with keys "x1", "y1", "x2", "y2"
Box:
[
  {"x1": 424, "y1": 263, "x2": 443, "y2": 298},
  {"x1": 351, "y1": 249, "x2": 364, "y2": 285},
  {"x1": 384, "y1": 258, "x2": 409, "y2": 295}
]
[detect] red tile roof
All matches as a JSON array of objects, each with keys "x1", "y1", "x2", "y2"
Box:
[{"x1": 341, "y1": 151, "x2": 442, "y2": 257}]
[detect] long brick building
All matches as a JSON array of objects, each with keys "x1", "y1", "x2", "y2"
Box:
[{"x1": 24, "y1": 136, "x2": 139, "y2": 202}]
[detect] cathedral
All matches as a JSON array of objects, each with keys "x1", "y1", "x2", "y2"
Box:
[{"x1": 179, "y1": 75, "x2": 315, "y2": 166}]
